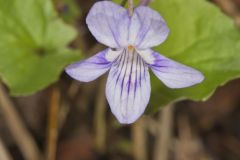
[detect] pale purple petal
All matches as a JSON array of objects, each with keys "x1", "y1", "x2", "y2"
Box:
[
  {"x1": 146, "y1": 50, "x2": 204, "y2": 88},
  {"x1": 86, "y1": 1, "x2": 130, "y2": 48},
  {"x1": 128, "y1": 6, "x2": 170, "y2": 49},
  {"x1": 106, "y1": 49, "x2": 151, "y2": 124},
  {"x1": 65, "y1": 48, "x2": 121, "y2": 82}
]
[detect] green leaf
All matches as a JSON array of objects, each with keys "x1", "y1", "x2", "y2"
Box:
[
  {"x1": 147, "y1": 0, "x2": 240, "y2": 112},
  {"x1": 56, "y1": 0, "x2": 82, "y2": 23},
  {"x1": 0, "y1": 0, "x2": 81, "y2": 95}
]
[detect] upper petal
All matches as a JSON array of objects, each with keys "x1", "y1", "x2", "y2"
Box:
[
  {"x1": 106, "y1": 49, "x2": 151, "y2": 124},
  {"x1": 86, "y1": 1, "x2": 130, "y2": 48},
  {"x1": 65, "y1": 48, "x2": 121, "y2": 82},
  {"x1": 145, "y1": 50, "x2": 204, "y2": 88},
  {"x1": 129, "y1": 6, "x2": 170, "y2": 49}
]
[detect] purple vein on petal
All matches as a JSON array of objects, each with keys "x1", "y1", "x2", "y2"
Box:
[
  {"x1": 134, "y1": 11, "x2": 145, "y2": 45},
  {"x1": 139, "y1": 54, "x2": 142, "y2": 88},
  {"x1": 127, "y1": 15, "x2": 132, "y2": 42},
  {"x1": 143, "y1": 60, "x2": 146, "y2": 81},
  {"x1": 120, "y1": 50, "x2": 129, "y2": 98},
  {"x1": 134, "y1": 54, "x2": 139, "y2": 99},
  {"x1": 115, "y1": 49, "x2": 127, "y2": 85},
  {"x1": 112, "y1": 52, "x2": 124, "y2": 76},
  {"x1": 102, "y1": 3, "x2": 121, "y2": 47},
  {"x1": 127, "y1": 51, "x2": 135, "y2": 94},
  {"x1": 135, "y1": 10, "x2": 153, "y2": 47}
]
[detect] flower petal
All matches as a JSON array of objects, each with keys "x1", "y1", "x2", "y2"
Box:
[
  {"x1": 129, "y1": 6, "x2": 170, "y2": 49},
  {"x1": 106, "y1": 49, "x2": 151, "y2": 124},
  {"x1": 146, "y1": 50, "x2": 204, "y2": 88},
  {"x1": 86, "y1": 1, "x2": 130, "y2": 48},
  {"x1": 65, "y1": 48, "x2": 121, "y2": 82}
]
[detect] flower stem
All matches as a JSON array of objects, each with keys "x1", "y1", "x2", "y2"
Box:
[
  {"x1": 0, "y1": 83, "x2": 42, "y2": 160},
  {"x1": 153, "y1": 104, "x2": 174, "y2": 160},
  {"x1": 94, "y1": 77, "x2": 107, "y2": 154},
  {"x1": 132, "y1": 118, "x2": 147, "y2": 160},
  {"x1": 46, "y1": 86, "x2": 60, "y2": 160},
  {"x1": 128, "y1": 0, "x2": 134, "y2": 16}
]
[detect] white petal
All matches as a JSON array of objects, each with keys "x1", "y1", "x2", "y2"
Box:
[
  {"x1": 147, "y1": 50, "x2": 204, "y2": 88},
  {"x1": 106, "y1": 49, "x2": 151, "y2": 124},
  {"x1": 128, "y1": 6, "x2": 170, "y2": 49},
  {"x1": 65, "y1": 48, "x2": 122, "y2": 82},
  {"x1": 86, "y1": 1, "x2": 130, "y2": 48}
]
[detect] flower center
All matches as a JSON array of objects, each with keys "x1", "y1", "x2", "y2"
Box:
[
  {"x1": 128, "y1": 45, "x2": 134, "y2": 49},
  {"x1": 128, "y1": 45, "x2": 135, "y2": 53}
]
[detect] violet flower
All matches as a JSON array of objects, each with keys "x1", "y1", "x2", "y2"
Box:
[{"x1": 66, "y1": 1, "x2": 204, "y2": 124}]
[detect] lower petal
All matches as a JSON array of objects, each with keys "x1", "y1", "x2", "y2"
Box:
[
  {"x1": 65, "y1": 48, "x2": 121, "y2": 82},
  {"x1": 106, "y1": 49, "x2": 151, "y2": 124},
  {"x1": 149, "y1": 50, "x2": 204, "y2": 88}
]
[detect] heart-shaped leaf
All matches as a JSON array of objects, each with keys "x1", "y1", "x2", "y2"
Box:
[
  {"x1": 0, "y1": 0, "x2": 81, "y2": 95},
  {"x1": 148, "y1": 0, "x2": 240, "y2": 112}
]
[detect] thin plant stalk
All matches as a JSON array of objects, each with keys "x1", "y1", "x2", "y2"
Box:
[
  {"x1": 0, "y1": 84, "x2": 42, "y2": 160},
  {"x1": 153, "y1": 104, "x2": 174, "y2": 160},
  {"x1": 0, "y1": 137, "x2": 13, "y2": 160},
  {"x1": 128, "y1": 0, "x2": 134, "y2": 16},
  {"x1": 94, "y1": 77, "x2": 107, "y2": 154},
  {"x1": 45, "y1": 86, "x2": 60, "y2": 160},
  {"x1": 132, "y1": 118, "x2": 147, "y2": 160}
]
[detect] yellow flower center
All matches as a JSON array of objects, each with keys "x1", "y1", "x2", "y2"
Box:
[{"x1": 128, "y1": 45, "x2": 134, "y2": 52}]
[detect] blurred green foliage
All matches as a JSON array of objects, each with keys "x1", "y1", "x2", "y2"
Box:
[
  {"x1": 0, "y1": 0, "x2": 81, "y2": 95},
  {"x1": 149, "y1": 0, "x2": 240, "y2": 112},
  {"x1": 55, "y1": 0, "x2": 82, "y2": 23}
]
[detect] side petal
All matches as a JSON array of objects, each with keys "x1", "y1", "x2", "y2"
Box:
[
  {"x1": 147, "y1": 50, "x2": 204, "y2": 88},
  {"x1": 65, "y1": 48, "x2": 121, "y2": 82},
  {"x1": 106, "y1": 49, "x2": 151, "y2": 124},
  {"x1": 129, "y1": 6, "x2": 170, "y2": 49},
  {"x1": 86, "y1": 1, "x2": 130, "y2": 48}
]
